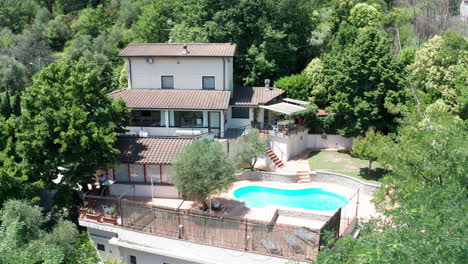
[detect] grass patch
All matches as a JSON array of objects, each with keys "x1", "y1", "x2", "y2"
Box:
[{"x1": 308, "y1": 151, "x2": 387, "y2": 183}]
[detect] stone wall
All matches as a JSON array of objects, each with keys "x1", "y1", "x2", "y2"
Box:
[{"x1": 236, "y1": 171, "x2": 299, "y2": 183}]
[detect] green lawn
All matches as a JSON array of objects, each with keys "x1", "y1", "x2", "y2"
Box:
[{"x1": 308, "y1": 151, "x2": 387, "y2": 183}]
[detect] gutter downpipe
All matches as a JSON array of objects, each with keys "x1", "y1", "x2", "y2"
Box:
[{"x1": 222, "y1": 57, "x2": 226, "y2": 91}]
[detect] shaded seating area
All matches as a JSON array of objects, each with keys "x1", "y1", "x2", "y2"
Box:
[
  {"x1": 295, "y1": 228, "x2": 319, "y2": 246},
  {"x1": 283, "y1": 233, "x2": 304, "y2": 254},
  {"x1": 260, "y1": 238, "x2": 282, "y2": 255}
]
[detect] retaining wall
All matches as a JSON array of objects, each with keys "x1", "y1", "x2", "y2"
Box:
[
  {"x1": 236, "y1": 171, "x2": 299, "y2": 183},
  {"x1": 311, "y1": 171, "x2": 380, "y2": 194}
]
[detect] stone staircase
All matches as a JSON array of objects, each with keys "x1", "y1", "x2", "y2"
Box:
[
  {"x1": 266, "y1": 148, "x2": 285, "y2": 168},
  {"x1": 297, "y1": 171, "x2": 311, "y2": 183}
]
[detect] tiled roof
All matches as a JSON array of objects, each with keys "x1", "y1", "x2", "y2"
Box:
[
  {"x1": 116, "y1": 137, "x2": 192, "y2": 164},
  {"x1": 119, "y1": 43, "x2": 237, "y2": 57},
  {"x1": 108, "y1": 89, "x2": 231, "y2": 110},
  {"x1": 230, "y1": 87, "x2": 284, "y2": 106}
]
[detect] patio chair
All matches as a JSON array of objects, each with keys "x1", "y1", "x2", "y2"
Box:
[
  {"x1": 295, "y1": 228, "x2": 318, "y2": 246},
  {"x1": 283, "y1": 233, "x2": 304, "y2": 254},
  {"x1": 260, "y1": 238, "x2": 282, "y2": 255}
]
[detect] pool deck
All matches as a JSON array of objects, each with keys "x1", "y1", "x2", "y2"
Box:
[{"x1": 215, "y1": 180, "x2": 377, "y2": 231}]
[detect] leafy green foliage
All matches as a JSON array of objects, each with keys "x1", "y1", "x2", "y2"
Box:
[
  {"x1": 317, "y1": 110, "x2": 467, "y2": 264},
  {"x1": 71, "y1": 5, "x2": 111, "y2": 38},
  {"x1": 0, "y1": 0, "x2": 39, "y2": 33},
  {"x1": 235, "y1": 129, "x2": 268, "y2": 171},
  {"x1": 349, "y1": 3, "x2": 380, "y2": 28},
  {"x1": 275, "y1": 74, "x2": 312, "y2": 101},
  {"x1": 351, "y1": 128, "x2": 389, "y2": 175},
  {"x1": 173, "y1": 139, "x2": 235, "y2": 208},
  {"x1": 0, "y1": 200, "x2": 80, "y2": 264},
  {"x1": 303, "y1": 58, "x2": 327, "y2": 107},
  {"x1": 132, "y1": 2, "x2": 169, "y2": 43},
  {"x1": 0, "y1": 55, "x2": 28, "y2": 92},
  {"x1": 407, "y1": 31, "x2": 468, "y2": 118},
  {"x1": 324, "y1": 27, "x2": 407, "y2": 136},
  {"x1": 17, "y1": 60, "x2": 128, "y2": 187}
]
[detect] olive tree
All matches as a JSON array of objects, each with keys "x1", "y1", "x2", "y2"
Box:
[
  {"x1": 173, "y1": 139, "x2": 235, "y2": 210},
  {"x1": 235, "y1": 129, "x2": 268, "y2": 171}
]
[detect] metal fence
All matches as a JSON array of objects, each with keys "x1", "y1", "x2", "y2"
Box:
[
  {"x1": 83, "y1": 196, "x2": 332, "y2": 261},
  {"x1": 340, "y1": 189, "x2": 360, "y2": 236}
]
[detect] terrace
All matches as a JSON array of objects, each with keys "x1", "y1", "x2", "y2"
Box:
[{"x1": 80, "y1": 175, "x2": 363, "y2": 262}]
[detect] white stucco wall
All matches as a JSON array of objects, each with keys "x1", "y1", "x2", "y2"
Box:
[
  {"x1": 81, "y1": 222, "x2": 300, "y2": 264},
  {"x1": 128, "y1": 57, "x2": 233, "y2": 90},
  {"x1": 109, "y1": 184, "x2": 179, "y2": 199},
  {"x1": 226, "y1": 106, "x2": 253, "y2": 128},
  {"x1": 267, "y1": 133, "x2": 352, "y2": 162},
  {"x1": 306, "y1": 134, "x2": 353, "y2": 149}
]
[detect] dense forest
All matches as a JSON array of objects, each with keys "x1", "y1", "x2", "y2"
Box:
[{"x1": 0, "y1": 0, "x2": 466, "y2": 263}]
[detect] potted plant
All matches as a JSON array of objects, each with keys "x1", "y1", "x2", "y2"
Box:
[
  {"x1": 103, "y1": 206, "x2": 118, "y2": 225},
  {"x1": 80, "y1": 201, "x2": 89, "y2": 216},
  {"x1": 85, "y1": 208, "x2": 103, "y2": 222}
]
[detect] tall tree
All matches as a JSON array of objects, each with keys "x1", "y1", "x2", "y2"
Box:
[
  {"x1": 173, "y1": 139, "x2": 235, "y2": 210},
  {"x1": 17, "y1": 60, "x2": 128, "y2": 187},
  {"x1": 407, "y1": 31, "x2": 468, "y2": 118},
  {"x1": 324, "y1": 26, "x2": 407, "y2": 136}
]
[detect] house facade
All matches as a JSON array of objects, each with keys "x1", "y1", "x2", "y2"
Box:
[{"x1": 105, "y1": 43, "x2": 291, "y2": 199}]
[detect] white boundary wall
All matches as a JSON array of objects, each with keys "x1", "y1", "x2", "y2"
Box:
[{"x1": 268, "y1": 133, "x2": 353, "y2": 162}]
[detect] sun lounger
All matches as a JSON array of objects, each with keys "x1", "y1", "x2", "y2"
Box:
[
  {"x1": 261, "y1": 238, "x2": 281, "y2": 255},
  {"x1": 295, "y1": 228, "x2": 318, "y2": 246},
  {"x1": 283, "y1": 233, "x2": 304, "y2": 254}
]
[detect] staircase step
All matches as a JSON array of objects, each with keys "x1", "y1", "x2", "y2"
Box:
[{"x1": 298, "y1": 179, "x2": 312, "y2": 183}]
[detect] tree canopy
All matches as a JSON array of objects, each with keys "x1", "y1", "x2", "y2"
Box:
[
  {"x1": 16, "y1": 59, "x2": 128, "y2": 187},
  {"x1": 235, "y1": 129, "x2": 268, "y2": 171},
  {"x1": 316, "y1": 110, "x2": 468, "y2": 264},
  {"x1": 173, "y1": 139, "x2": 235, "y2": 209}
]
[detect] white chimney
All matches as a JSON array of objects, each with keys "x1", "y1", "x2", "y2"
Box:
[
  {"x1": 264, "y1": 79, "x2": 271, "y2": 90},
  {"x1": 182, "y1": 44, "x2": 188, "y2": 55}
]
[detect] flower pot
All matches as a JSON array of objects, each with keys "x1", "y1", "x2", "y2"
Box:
[
  {"x1": 86, "y1": 213, "x2": 103, "y2": 222},
  {"x1": 80, "y1": 208, "x2": 88, "y2": 215},
  {"x1": 103, "y1": 216, "x2": 118, "y2": 225}
]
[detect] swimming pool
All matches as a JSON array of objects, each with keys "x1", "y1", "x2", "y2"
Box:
[{"x1": 233, "y1": 186, "x2": 348, "y2": 211}]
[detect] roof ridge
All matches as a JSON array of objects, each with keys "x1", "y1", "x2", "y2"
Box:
[
  {"x1": 128, "y1": 43, "x2": 235, "y2": 46},
  {"x1": 107, "y1": 88, "x2": 127, "y2": 95}
]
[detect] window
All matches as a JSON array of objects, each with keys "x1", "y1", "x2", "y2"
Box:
[
  {"x1": 161, "y1": 75, "x2": 174, "y2": 89},
  {"x1": 173, "y1": 111, "x2": 204, "y2": 127},
  {"x1": 129, "y1": 110, "x2": 163, "y2": 127},
  {"x1": 97, "y1": 243, "x2": 105, "y2": 251},
  {"x1": 129, "y1": 164, "x2": 144, "y2": 182},
  {"x1": 129, "y1": 255, "x2": 137, "y2": 264},
  {"x1": 232, "y1": 107, "x2": 249, "y2": 119},
  {"x1": 202, "y1": 76, "x2": 215, "y2": 90},
  {"x1": 114, "y1": 164, "x2": 128, "y2": 182}
]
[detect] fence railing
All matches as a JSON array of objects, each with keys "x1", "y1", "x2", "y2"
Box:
[{"x1": 82, "y1": 196, "x2": 339, "y2": 261}]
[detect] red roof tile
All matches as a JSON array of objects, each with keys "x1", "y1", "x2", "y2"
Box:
[
  {"x1": 108, "y1": 89, "x2": 231, "y2": 110},
  {"x1": 116, "y1": 137, "x2": 192, "y2": 164},
  {"x1": 119, "y1": 43, "x2": 237, "y2": 57}
]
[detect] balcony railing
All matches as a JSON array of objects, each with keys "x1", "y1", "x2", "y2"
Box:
[{"x1": 80, "y1": 195, "x2": 337, "y2": 262}]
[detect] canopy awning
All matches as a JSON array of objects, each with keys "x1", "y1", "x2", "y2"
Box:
[
  {"x1": 260, "y1": 102, "x2": 306, "y2": 115},
  {"x1": 283, "y1": 98, "x2": 311, "y2": 106}
]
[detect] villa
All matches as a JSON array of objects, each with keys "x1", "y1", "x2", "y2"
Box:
[{"x1": 79, "y1": 43, "x2": 367, "y2": 264}]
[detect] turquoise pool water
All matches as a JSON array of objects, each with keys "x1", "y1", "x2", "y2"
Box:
[{"x1": 233, "y1": 186, "x2": 348, "y2": 211}]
